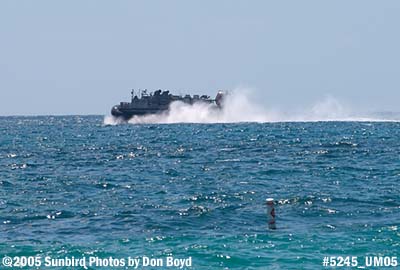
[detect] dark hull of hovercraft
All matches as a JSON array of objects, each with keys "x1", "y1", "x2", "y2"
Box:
[{"x1": 111, "y1": 106, "x2": 169, "y2": 120}]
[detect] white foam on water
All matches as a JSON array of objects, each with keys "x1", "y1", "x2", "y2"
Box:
[
  {"x1": 103, "y1": 88, "x2": 399, "y2": 125},
  {"x1": 103, "y1": 115, "x2": 125, "y2": 126}
]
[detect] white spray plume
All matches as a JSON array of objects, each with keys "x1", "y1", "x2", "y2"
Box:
[
  {"x1": 309, "y1": 95, "x2": 350, "y2": 120},
  {"x1": 103, "y1": 88, "x2": 399, "y2": 125}
]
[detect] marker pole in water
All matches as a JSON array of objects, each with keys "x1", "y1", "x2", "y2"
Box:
[{"x1": 266, "y1": 198, "x2": 276, "y2": 230}]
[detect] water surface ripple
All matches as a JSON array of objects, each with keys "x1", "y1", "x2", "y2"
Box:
[{"x1": 0, "y1": 116, "x2": 399, "y2": 269}]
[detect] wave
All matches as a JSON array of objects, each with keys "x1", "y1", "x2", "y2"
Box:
[{"x1": 103, "y1": 88, "x2": 400, "y2": 125}]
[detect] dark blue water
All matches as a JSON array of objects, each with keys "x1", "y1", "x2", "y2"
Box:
[{"x1": 0, "y1": 116, "x2": 399, "y2": 269}]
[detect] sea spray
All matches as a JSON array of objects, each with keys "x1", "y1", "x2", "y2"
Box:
[
  {"x1": 308, "y1": 95, "x2": 350, "y2": 121},
  {"x1": 103, "y1": 88, "x2": 399, "y2": 125},
  {"x1": 105, "y1": 88, "x2": 274, "y2": 124},
  {"x1": 103, "y1": 115, "x2": 124, "y2": 126},
  {"x1": 132, "y1": 88, "x2": 271, "y2": 124}
]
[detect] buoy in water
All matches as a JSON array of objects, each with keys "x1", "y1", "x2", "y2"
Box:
[{"x1": 266, "y1": 198, "x2": 276, "y2": 230}]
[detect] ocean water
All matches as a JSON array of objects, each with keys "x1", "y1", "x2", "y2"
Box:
[{"x1": 0, "y1": 116, "x2": 399, "y2": 269}]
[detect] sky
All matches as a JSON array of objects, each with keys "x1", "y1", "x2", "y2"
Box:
[{"x1": 0, "y1": 1, "x2": 399, "y2": 115}]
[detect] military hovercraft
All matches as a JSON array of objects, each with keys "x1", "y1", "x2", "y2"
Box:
[{"x1": 111, "y1": 89, "x2": 225, "y2": 120}]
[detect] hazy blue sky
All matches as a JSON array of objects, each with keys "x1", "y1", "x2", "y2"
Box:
[{"x1": 1, "y1": 1, "x2": 399, "y2": 115}]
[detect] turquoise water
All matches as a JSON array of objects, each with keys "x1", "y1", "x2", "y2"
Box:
[{"x1": 0, "y1": 116, "x2": 399, "y2": 269}]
